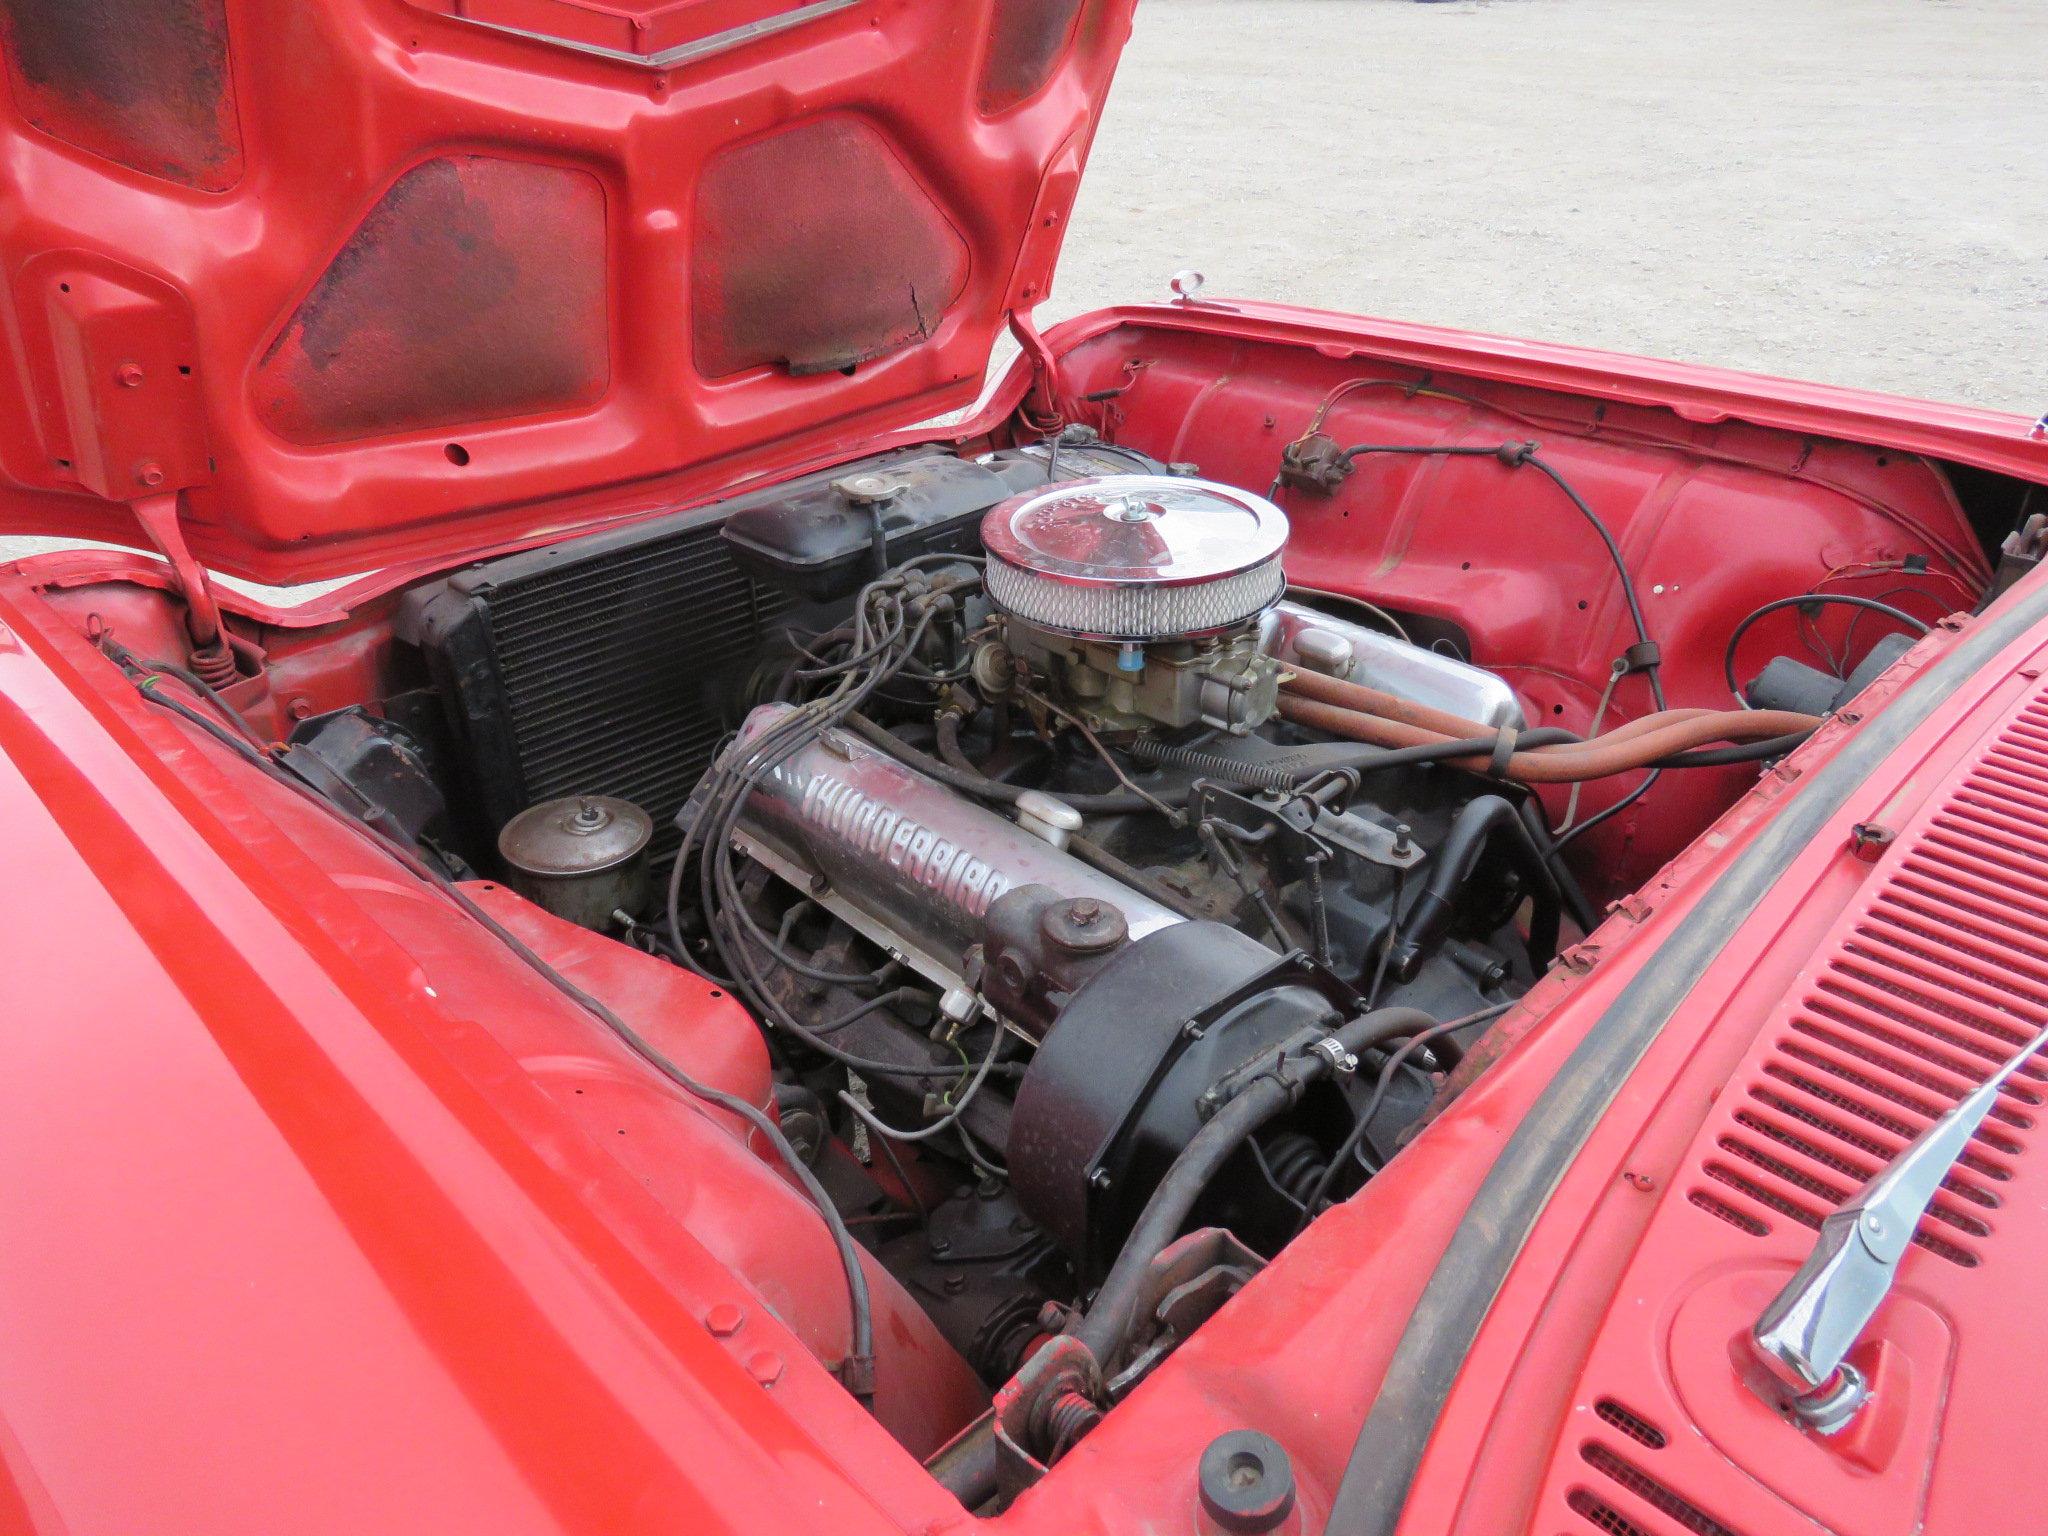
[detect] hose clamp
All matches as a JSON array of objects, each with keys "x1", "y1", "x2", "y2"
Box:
[{"x1": 1307, "y1": 1036, "x2": 1359, "y2": 1076}]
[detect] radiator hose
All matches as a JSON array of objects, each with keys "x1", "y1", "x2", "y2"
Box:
[{"x1": 1390, "y1": 795, "x2": 1562, "y2": 980}]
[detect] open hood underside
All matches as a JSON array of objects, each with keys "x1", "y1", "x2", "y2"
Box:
[{"x1": 0, "y1": 0, "x2": 1134, "y2": 583}]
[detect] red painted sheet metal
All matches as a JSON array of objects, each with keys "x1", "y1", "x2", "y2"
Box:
[
  {"x1": 1050, "y1": 312, "x2": 1991, "y2": 895},
  {"x1": 1521, "y1": 676, "x2": 2048, "y2": 1536},
  {"x1": 7, "y1": 529, "x2": 2048, "y2": 1534},
  {"x1": 1047, "y1": 300, "x2": 2048, "y2": 489},
  {"x1": 252, "y1": 155, "x2": 613, "y2": 444},
  {"x1": 0, "y1": 575, "x2": 979, "y2": 1533},
  {"x1": 1379, "y1": 604, "x2": 2048, "y2": 1536},
  {"x1": 0, "y1": 0, "x2": 1135, "y2": 581},
  {"x1": 0, "y1": 0, "x2": 244, "y2": 192}
]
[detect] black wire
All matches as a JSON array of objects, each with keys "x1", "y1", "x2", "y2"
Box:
[
  {"x1": 676, "y1": 579, "x2": 1002, "y2": 1083},
  {"x1": 1332, "y1": 441, "x2": 1666, "y2": 711},
  {"x1": 707, "y1": 730, "x2": 974, "y2": 1073},
  {"x1": 1839, "y1": 583, "x2": 1948, "y2": 664},
  {"x1": 1518, "y1": 451, "x2": 1667, "y2": 712},
  {"x1": 866, "y1": 1119, "x2": 931, "y2": 1223},
  {"x1": 1722, "y1": 593, "x2": 1932, "y2": 703},
  {"x1": 1541, "y1": 720, "x2": 1821, "y2": 858},
  {"x1": 1652, "y1": 730, "x2": 1814, "y2": 768},
  {"x1": 101, "y1": 639, "x2": 265, "y2": 745},
  {"x1": 1550, "y1": 769, "x2": 1658, "y2": 853},
  {"x1": 1293, "y1": 1003, "x2": 1512, "y2": 1233},
  {"x1": 799, "y1": 987, "x2": 941, "y2": 1038},
  {"x1": 1364, "y1": 865, "x2": 1407, "y2": 1010},
  {"x1": 726, "y1": 894, "x2": 893, "y2": 986},
  {"x1": 1247, "y1": 1136, "x2": 1311, "y2": 1215},
  {"x1": 109, "y1": 650, "x2": 881, "y2": 1400}
]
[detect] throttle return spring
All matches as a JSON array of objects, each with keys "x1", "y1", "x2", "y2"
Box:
[{"x1": 1130, "y1": 738, "x2": 1303, "y2": 792}]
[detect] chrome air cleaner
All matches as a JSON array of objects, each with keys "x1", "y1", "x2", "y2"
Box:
[
  {"x1": 976, "y1": 476, "x2": 1292, "y2": 733},
  {"x1": 980, "y1": 476, "x2": 1290, "y2": 643}
]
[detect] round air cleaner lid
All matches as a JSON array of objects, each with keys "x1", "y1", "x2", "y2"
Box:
[{"x1": 980, "y1": 475, "x2": 1289, "y2": 641}]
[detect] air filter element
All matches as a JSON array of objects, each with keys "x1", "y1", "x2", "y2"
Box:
[{"x1": 980, "y1": 476, "x2": 1289, "y2": 641}]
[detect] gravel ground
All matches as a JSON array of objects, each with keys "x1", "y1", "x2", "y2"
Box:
[
  {"x1": 9, "y1": 0, "x2": 2041, "y2": 589},
  {"x1": 1049, "y1": 0, "x2": 2048, "y2": 414}
]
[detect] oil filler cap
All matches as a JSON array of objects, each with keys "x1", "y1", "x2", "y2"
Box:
[{"x1": 1197, "y1": 1429, "x2": 1296, "y2": 1534}]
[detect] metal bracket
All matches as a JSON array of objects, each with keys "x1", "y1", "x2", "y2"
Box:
[
  {"x1": 1192, "y1": 778, "x2": 1420, "y2": 876},
  {"x1": 1992, "y1": 510, "x2": 2048, "y2": 598},
  {"x1": 129, "y1": 490, "x2": 238, "y2": 684},
  {"x1": 1314, "y1": 805, "x2": 1426, "y2": 870},
  {"x1": 1106, "y1": 1227, "x2": 1265, "y2": 1397},
  {"x1": 1006, "y1": 309, "x2": 1065, "y2": 434}
]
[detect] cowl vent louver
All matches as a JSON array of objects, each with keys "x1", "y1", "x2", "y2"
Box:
[
  {"x1": 1573, "y1": 1443, "x2": 1747, "y2": 1536},
  {"x1": 1546, "y1": 679, "x2": 2048, "y2": 1536},
  {"x1": 1682, "y1": 690, "x2": 2048, "y2": 1263}
]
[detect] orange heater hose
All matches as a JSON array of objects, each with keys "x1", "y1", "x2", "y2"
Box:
[{"x1": 1273, "y1": 691, "x2": 1818, "y2": 784}]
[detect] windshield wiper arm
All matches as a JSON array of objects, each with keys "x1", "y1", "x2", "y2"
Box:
[{"x1": 1749, "y1": 1016, "x2": 2048, "y2": 1430}]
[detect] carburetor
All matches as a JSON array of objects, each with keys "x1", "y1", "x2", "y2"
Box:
[{"x1": 972, "y1": 476, "x2": 1292, "y2": 734}]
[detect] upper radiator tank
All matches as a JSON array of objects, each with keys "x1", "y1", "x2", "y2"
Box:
[{"x1": 980, "y1": 476, "x2": 1290, "y2": 642}]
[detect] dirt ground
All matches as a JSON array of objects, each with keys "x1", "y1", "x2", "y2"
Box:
[
  {"x1": 1049, "y1": 0, "x2": 2047, "y2": 414},
  {"x1": 6, "y1": 0, "x2": 2042, "y2": 587}
]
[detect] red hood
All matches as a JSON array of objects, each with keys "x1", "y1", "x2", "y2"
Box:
[{"x1": 0, "y1": 0, "x2": 1134, "y2": 583}]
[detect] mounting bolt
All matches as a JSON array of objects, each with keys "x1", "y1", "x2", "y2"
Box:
[
  {"x1": 115, "y1": 362, "x2": 145, "y2": 388},
  {"x1": 1849, "y1": 822, "x2": 1896, "y2": 863},
  {"x1": 745, "y1": 1350, "x2": 784, "y2": 1387},
  {"x1": 705, "y1": 1302, "x2": 745, "y2": 1337}
]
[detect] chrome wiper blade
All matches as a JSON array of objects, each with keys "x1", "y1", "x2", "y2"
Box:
[{"x1": 1750, "y1": 1017, "x2": 2048, "y2": 1430}]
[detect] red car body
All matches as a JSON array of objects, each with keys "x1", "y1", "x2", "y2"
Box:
[{"x1": 2, "y1": 4, "x2": 2044, "y2": 1534}]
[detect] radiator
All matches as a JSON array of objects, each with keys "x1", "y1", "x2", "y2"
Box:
[{"x1": 399, "y1": 504, "x2": 796, "y2": 866}]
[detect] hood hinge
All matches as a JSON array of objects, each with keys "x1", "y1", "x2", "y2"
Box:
[
  {"x1": 1007, "y1": 310, "x2": 1068, "y2": 434},
  {"x1": 130, "y1": 491, "x2": 241, "y2": 687}
]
